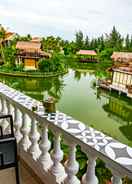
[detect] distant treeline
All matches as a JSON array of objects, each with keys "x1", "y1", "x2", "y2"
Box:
[
  {"x1": 41, "y1": 26, "x2": 132, "y2": 60},
  {"x1": 1, "y1": 24, "x2": 132, "y2": 61}
]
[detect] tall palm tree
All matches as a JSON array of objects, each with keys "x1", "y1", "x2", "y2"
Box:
[{"x1": 0, "y1": 24, "x2": 6, "y2": 63}]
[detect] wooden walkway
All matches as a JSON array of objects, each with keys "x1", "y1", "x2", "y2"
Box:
[{"x1": 0, "y1": 161, "x2": 43, "y2": 184}]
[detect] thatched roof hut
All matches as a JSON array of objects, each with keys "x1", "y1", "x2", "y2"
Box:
[
  {"x1": 16, "y1": 41, "x2": 51, "y2": 70},
  {"x1": 4, "y1": 32, "x2": 16, "y2": 41},
  {"x1": 16, "y1": 41, "x2": 41, "y2": 51},
  {"x1": 111, "y1": 52, "x2": 132, "y2": 63},
  {"x1": 16, "y1": 41, "x2": 50, "y2": 57},
  {"x1": 31, "y1": 37, "x2": 42, "y2": 43}
]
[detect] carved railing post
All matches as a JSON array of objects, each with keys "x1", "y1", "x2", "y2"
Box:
[
  {"x1": 29, "y1": 117, "x2": 41, "y2": 160},
  {"x1": 4, "y1": 100, "x2": 14, "y2": 134},
  {"x1": 39, "y1": 123, "x2": 53, "y2": 171},
  {"x1": 82, "y1": 154, "x2": 98, "y2": 184},
  {"x1": 20, "y1": 112, "x2": 31, "y2": 151},
  {"x1": 0, "y1": 97, "x2": 5, "y2": 113},
  {"x1": 111, "y1": 170, "x2": 122, "y2": 184},
  {"x1": 0, "y1": 98, "x2": 8, "y2": 132},
  {"x1": 6, "y1": 99, "x2": 11, "y2": 115},
  {"x1": 14, "y1": 106, "x2": 22, "y2": 143},
  {"x1": 50, "y1": 130, "x2": 66, "y2": 183},
  {"x1": 106, "y1": 164, "x2": 123, "y2": 184},
  {"x1": 64, "y1": 143, "x2": 80, "y2": 184},
  {"x1": 111, "y1": 176, "x2": 122, "y2": 184}
]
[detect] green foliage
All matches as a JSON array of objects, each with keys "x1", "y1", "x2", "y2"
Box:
[
  {"x1": 3, "y1": 45, "x2": 16, "y2": 68},
  {"x1": 14, "y1": 63, "x2": 24, "y2": 71},
  {"x1": 63, "y1": 41, "x2": 76, "y2": 55},
  {"x1": 38, "y1": 53, "x2": 66, "y2": 73},
  {"x1": 99, "y1": 48, "x2": 114, "y2": 60},
  {"x1": 84, "y1": 36, "x2": 90, "y2": 49},
  {"x1": 124, "y1": 34, "x2": 132, "y2": 52},
  {"x1": 105, "y1": 26, "x2": 123, "y2": 50},
  {"x1": 15, "y1": 34, "x2": 32, "y2": 41},
  {"x1": 75, "y1": 30, "x2": 84, "y2": 51},
  {"x1": 41, "y1": 36, "x2": 64, "y2": 53},
  {"x1": 96, "y1": 159, "x2": 112, "y2": 184},
  {"x1": 0, "y1": 24, "x2": 6, "y2": 40}
]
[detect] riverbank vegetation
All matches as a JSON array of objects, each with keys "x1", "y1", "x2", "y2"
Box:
[{"x1": 1, "y1": 25, "x2": 132, "y2": 77}]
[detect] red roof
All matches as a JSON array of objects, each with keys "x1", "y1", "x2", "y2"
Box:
[{"x1": 77, "y1": 50, "x2": 97, "y2": 56}]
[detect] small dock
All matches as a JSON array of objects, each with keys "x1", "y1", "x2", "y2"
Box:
[
  {"x1": 98, "y1": 79, "x2": 111, "y2": 90},
  {"x1": 98, "y1": 79, "x2": 132, "y2": 98},
  {"x1": 98, "y1": 65, "x2": 132, "y2": 99}
]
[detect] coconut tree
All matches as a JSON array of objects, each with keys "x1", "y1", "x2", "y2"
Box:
[{"x1": 0, "y1": 24, "x2": 6, "y2": 63}]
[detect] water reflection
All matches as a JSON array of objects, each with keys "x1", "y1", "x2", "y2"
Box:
[
  {"x1": 74, "y1": 71, "x2": 81, "y2": 81},
  {"x1": 74, "y1": 70, "x2": 95, "y2": 81},
  {"x1": 97, "y1": 88, "x2": 132, "y2": 141},
  {"x1": 0, "y1": 75, "x2": 65, "y2": 102}
]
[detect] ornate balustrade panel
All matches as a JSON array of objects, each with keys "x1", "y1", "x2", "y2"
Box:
[
  {"x1": 29, "y1": 117, "x2": 41, "y2": 160},
  {"x1": 64, "y1": 142, "x2": 80, "y2": 184},
  {"x1": 39, "y1": 123, "x2": 53, "y2": 171},
  {"x1": 0, "y1": 82, "x2": 132, "y2": 184}
]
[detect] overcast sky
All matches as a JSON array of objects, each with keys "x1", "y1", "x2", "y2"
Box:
[{"x1": 0, "y1": 0, "x2": 132, "y2": 40}]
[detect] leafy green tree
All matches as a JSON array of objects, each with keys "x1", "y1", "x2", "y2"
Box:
[
  {"x1": 90, "y1": 38, "x2": 98, "y2": 50},
  {"x1": 0, "y1": 24, "x2": 6, "y2": 62},
  {"x1": 75, "y1": 31, "x2": 84, "y2": 51},
  {"x1": 3, "y1": 45, "x2": 17, "y2": 68},
  {"x1": 99, "y1": 48, "x2": 114, "y2": 60},
  {"x1": 41, "y1": 36, "x2": 64, "y2": 53},
  {"x1": 15, "y1": 34, "x2": 32, "y2": 41},
  {"x1": 105, "y1": 26, "x2": 123, "y2": 50},
  {"x1": 38, "y1": 53, "x2": 66, "y2": 73},
  {"x1": 125, "y1": 34, "x2": 130, "y2": 51},
  {"x1": 97, "y1": 35, "x2": 105, "y2": 51},
  {"x1": 84, "y1": 36, "x2": 90, "y2": 49}
]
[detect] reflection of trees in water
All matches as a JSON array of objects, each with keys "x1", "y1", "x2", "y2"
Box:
[
  {"x1": 97, "y1": 88, "x2": 132, "y2": 141},
  {"x1": 74, "y1": 71, "x2": 81, "y2": 81},
  {"x1": 0, "y1": 75, "x2": 65, "y2": 101},
  {"x1": 119, "y1": 124, "x2": 132, "y2": 141},
  {"x1": 102, "y1": 95, "x2": 132, "y2": 124},
  {"x1": 48, "y1": 77, "x2": 65, "y2": 101},
  {"x1": 74, "y1": 70, "x2": 94, "y2": 82}
]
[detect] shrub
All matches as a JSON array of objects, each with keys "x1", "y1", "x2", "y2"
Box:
[{"x1": 38, "y1": 53, "x2": 66, "y2": 73}]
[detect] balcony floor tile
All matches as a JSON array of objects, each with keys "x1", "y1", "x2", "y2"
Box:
[{"x1": 0, "y1": 162, "x2": 42, "y2": 184}]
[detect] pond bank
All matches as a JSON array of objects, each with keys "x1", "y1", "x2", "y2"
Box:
[{"x1": 0, "y1": 69, "x2": 68, "y2": 78}]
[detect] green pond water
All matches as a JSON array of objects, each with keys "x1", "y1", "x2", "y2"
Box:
[{"x1": 0, "y1": 69, "x2": 132, "y2": 147}]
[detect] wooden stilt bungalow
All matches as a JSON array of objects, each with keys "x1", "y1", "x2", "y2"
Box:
[
  {"x1": 111, "y1": 52, "x2": 132, "y2": 67},
  {"x1": 99, "y1": 66, "x2": 132, "y2": 98},
  {"x1": 16, "y1": 41, "x2": 50, "y2": 70},
  {"x1": 110, "y1": 67, "x2": 132, "y2": 97},
  {"x1": 99, "y1": 52, "x2": 132, "y2": 98},
  {"x1": 76, "y1": 50, "x2": 98, "y2": 62}
]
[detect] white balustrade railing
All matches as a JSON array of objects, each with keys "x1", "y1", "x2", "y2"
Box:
[
  {"x1": 39, "y1": 123, "x2": 53, "y2": 171},
  {"x1": 0, "y1": 82, "x2": 132, "y2": 184}
]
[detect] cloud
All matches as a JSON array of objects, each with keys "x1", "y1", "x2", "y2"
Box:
[{"x1": 0, "y1": 0, "x2": 132, "y2": 39}]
